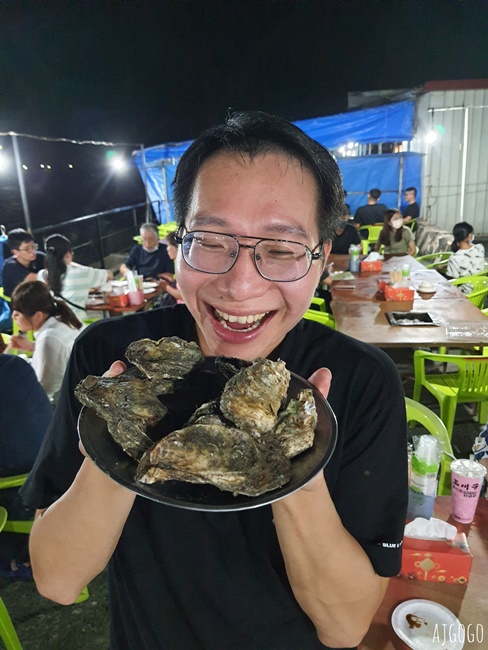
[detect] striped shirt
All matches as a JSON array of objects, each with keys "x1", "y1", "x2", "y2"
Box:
[
  {"x1": 38, "y1": 263, "x2": 109, "y2": 321},
  {"x1": 446, "y1": 244, "x2": 485, "y2": 293}
]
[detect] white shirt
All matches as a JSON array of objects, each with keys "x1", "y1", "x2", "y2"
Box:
[
  {"x1": 38, "y1": 263, "x2": 109, "y2": 322},
  {"x1": 446, "y1": 243, "x2": 485, "y2": 293},
  {"x1": 32, "y1": 316, "x2": 83, "y2": 402}
]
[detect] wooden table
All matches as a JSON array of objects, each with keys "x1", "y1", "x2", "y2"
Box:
[
  {"x1": 360, "y1": 497, "x2": 488, "y2": 650},
  {"x1": 87, "y1": 287, "x2": 162, "y2": 317},
  {"x1": 327, "y1": 255, "x2": 488, "y2": 348}
]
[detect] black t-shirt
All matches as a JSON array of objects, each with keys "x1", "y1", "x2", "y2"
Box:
[
  {"x1": 353, "y1": 203, "x2": 388, "y2": 227},
  {"x1": 2, "y1": 251, "x2": 46, "y2": 297},
  {"x1": 402, "y1": 202, "x2": 420, "y2": 220},
  {"x1": 124, "y1": 244, "x2": 174, "y2": 279},
  {"x1": 21, "y1": 305, "x2": 407, "y2": 650},
  {"x1": 330, "y1": 223, "x2": 361, "y2": 255}
]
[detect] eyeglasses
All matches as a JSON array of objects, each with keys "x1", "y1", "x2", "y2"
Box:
[
  {"x1": 175, "y1": 229, "x2": 323, "y2": 282},
  {"x1": 18, "y1": 243, "x2": 38, "y2": 252}
]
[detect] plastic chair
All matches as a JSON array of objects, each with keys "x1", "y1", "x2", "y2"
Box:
[
  {"x1": 0, "y1": 475, "x2": 90, "y2": 604},
  {"x1": 303, "y1": 309, "x2": 336, "y2": 329},
  {"x1": 357, "y1": 224, "x2": 383, "y2": 250},
  {"x1": 449, "y1": 275, "x2": 488, "y2": 308},
  {"x1": 413, "y1": 350, "x2": 488, "y2": 438},
  {"x1": 416, "y1": 252, "x2": 452, "y2": 272},
  {"x1": 310, "y1": 296, "x2": 326, "y2": 312},
  {"x1": 405, "y1": 397, "x2": 454, "y2": 496},
  {"x1": 0, "y1": 506, "x2": 23, "y2": 650}
]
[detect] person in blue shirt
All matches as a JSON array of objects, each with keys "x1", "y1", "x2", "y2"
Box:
[{"x1": 120, "y1": 223, "x2": 174, "y2": 281}]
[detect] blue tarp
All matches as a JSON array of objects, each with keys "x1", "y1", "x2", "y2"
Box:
[{"x1": 133, "y1": 100, "x2": 419, "y2": 222}]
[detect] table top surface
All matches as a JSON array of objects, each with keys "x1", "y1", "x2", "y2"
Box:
[
  {"x1": 87, "y1": 287, "x2": 162, "y2": 315},
  {"x1": 360, "y1": 497, "x2": 488, "y2": 650},
  {"x1": 327, "y1": 255, "x2": 488, "y2": 347}
]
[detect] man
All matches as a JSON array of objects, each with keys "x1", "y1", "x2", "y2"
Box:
[
  {"x1": 402, "y1": 187, "x2": 420, "y2": 224},
  {"x1": 330, "y1": 207, "x2": 361, "y2": 254},
  {"x1": 120, "y1": 222, "x2": 174, "y2": 281},
  {"x1": 353, "y1": 189, "x2": 388, "y2": 228},
  {"x1": 2, "y1": 229, "x2": 46, "y2": 298},
  {"x1": 24, "y1": 112, "x2": 407, "y2": 650}
]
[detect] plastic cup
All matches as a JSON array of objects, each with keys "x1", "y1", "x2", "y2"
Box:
[
  {"x1": 450, "y1": 458, "x2": 487, "y2": 523},
  {"x1": 128, "y1": 290, "x2": 144, "y2": 306}
]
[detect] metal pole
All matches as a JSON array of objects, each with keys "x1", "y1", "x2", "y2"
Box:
[
  {"x1": 397, "y1": 154, "x2": 404, "y2": 210},
  {"x1": 459, "y1": 107, "x2": 469, "y2": 221},
  {"x1": 140, "y1": 144, "x2": 151, "y2": 222},
  {"x1": 11, "y1": 134, "x2": 32, "y2": 231}
]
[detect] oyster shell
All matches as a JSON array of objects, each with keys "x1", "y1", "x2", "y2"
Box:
[
  {"x1": 125, "y1": 336, "x2": 204, "y2": 394},
  {"x1": 75, "y1": 375, "x2": 167, "y2": 459},
  {"x1": 220, "y1": 358, "x2": 290, "y2": 435},
  {"x1": 136, "y1": 419, "x2": 291, "y2": 497},
  {"x1": 268, "y1": 388, "x2": 317, "y2": 458}
]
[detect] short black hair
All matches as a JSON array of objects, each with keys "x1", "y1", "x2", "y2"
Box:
[
  {"x1": 7, "y1": 228, "x2": 34, "y2": 252},
  {"x1": 172, "y1": 111, "x2": 344, "y2": 243},
  {"x1": 405, "y1": 187, "x2": 417, "y2": 197},
  {"x1": 369, "y1": 189, "x2": 381, "y2": 201}
]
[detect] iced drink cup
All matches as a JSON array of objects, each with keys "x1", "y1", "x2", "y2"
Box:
[{"x1": 450, "y1": 458, "x2": 487, "y2": 524}]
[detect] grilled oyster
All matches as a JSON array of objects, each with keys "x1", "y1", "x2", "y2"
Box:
[
  {"x1": 220, "y1": 358, "x2": 290, "y2": 435},
  {"x1": 268, "y1": 388, "x2": 317, "y2": 458},
  {"x1": 136, "y1": 418, "x2": 291, "y2": 497},
  {"x1": 75, "y1": 375, "x2": 167, "y2": 459},
  {"x1": 125, "y1": 336, "x2": 204, "y2": 394}
]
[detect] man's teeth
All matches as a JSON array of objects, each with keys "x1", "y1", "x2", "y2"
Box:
[{"x1": 214, "y1": 308, "x2": 268, "y2": 330}]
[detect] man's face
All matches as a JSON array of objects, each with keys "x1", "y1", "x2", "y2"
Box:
[
  {"x1": 140, "y1": 230, "x2": 159, "y2": 252},
  {"x1": 405, "y1": 190, "x2": 415, "y2": 204},
  {"x1": 176, "y1": 151, "x2": 327, "y2": 360},
  {"x1": 14, "y1": 241, "x2": 37, "y2": 266}
]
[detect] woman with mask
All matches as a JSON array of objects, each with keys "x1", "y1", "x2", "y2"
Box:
[
  {"x1": 446, "y1": 222, "x2": 485, "y2": 291},
  {"x1": 38, "y1": 234, "x2": 113, "y2": 322},
  {"x1": 376, "y1": 209, "x2": 416, "y2": 256}
]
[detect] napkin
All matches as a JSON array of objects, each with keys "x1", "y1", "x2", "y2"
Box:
[
  {"x1": 404, "y1": 517, "x2": 457, "y2": 541},
  {"x1": 363, "y1": 252, "x2": 383, "y2": 262}
]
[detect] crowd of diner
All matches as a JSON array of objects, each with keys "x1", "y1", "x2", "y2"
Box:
[{"x1": 0, "y1": 114, "x2": 487, "y2": 649}]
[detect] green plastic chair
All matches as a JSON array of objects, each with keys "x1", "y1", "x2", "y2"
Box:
[
  {"x1": 405, "y1": 397, "x2": 454, "y2": 496},
  {"x1": 0, "y1": 475, "x2": 90, "y2": 605},
  {"x1": 310, "y1": 296, "x2": 327, "y2": 312},
  {"x1": 416, "y1": 251, "x2": 452, "y2": 272},
  {"x1": 357, "y1": 223, "x2": 383, "y2": 250},
  {"x1": 449, "y1": 275, "x2": 488, "y2": 308},
  {"x1": 0, "y1": 506, "x2": 23, "y2": 650},
  {"x1": 303, "y1": 309, "x2": 336, "y2": 329},
  {"x1": 413, "y1": 350, "x2": 488, "y2": 438}
]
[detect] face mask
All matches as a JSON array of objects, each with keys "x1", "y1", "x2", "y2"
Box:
[
  {"x1": 471, "y1": 236, "x2": 475, "y2": 244},
  {"x1": 143, "y1": 245, "x2": 159, "y2": 253},
  {"x1": 391, "y1": 219, "x2": 403, "y2": 230}
]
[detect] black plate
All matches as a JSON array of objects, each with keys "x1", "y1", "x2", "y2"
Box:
[
  {"x1": 77, "y1": 368, "x2": 337, "y2": 512},
  {"x1": 386, "y1": 311, "x2": 442, "y2": 327}
]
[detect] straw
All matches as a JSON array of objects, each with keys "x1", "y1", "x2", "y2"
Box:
[{"x1": 469, "y1": 453, "x2": 475, "y2": 477}]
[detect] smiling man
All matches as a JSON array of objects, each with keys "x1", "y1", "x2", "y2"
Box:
[
  {"x1": 23, "y1": 112, "x2": 407, "y2": 650},
  {"x1": 2, "y1": 228, "x2": 46, "y2": 298}
]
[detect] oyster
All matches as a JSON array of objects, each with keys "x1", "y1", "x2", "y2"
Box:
[
  {"x1": 268, "y1": 389, "x2": 317, "y2": 458},
  {"x1": 125, "y1": 336, "x2": 204, "y2": 394},
  {"x1": 136, "y1": 418, "x2": 291, "y2": 497},
  {"x1": 220, "y1": 358, "x2": 290, "y2": 435},
  {"x1": 75, "y1": 375, "x2": 167, "y2": 459}
]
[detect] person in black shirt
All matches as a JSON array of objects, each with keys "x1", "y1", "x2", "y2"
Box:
[
  {"x1": 353, "y1": 189, "x2": 388, "y2": 229},
  {"x1": 331, "y1": 209, "x2": 361, "y2": 254},
  {"x1": 120, "y1": 223, "x2": 174, "y2": 281},
  {"x1": 24, "y1": 112, "x2": 407, "y2": 650},
  {"x1": 401, "y1": 187, "x2": 420, "y2": 223},
  {"x1": 2, "y1": 229, "x2": 45, "y2": 298}
]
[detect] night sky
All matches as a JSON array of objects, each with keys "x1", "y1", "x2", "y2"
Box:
[{"x1": 1, "y1": 0, "x2": 488, "y2": 228}]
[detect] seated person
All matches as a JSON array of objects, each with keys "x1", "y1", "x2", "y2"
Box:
[
  {"x1": 0, "y1": 342, "x2": 53, "y2": 578},
  {"x1": 156, "y1": 231, "x2": 184, "y2": 306},
  {"x1": 401, "y1": 187, "x2": 420, "y2": 224},
  {"x1": 353, "y1": 189, "x2": 388, "y2": 229},
  {"x1": 38, "y1": 233, "x2": 113, "y2": 321},
  {"x1": 446, "y1": 222, "x2": 485, "y2": 293},
  {"x1": 376, "y1": 209, "x2": 416, "y2": 256},
  {"x1": 331, "y1": 209, "x2": 361, "y2": 254},
  {"x1": 120, "y1": 223, "x2": 174, "y2": 281},
  {"x1": 9, "y1": 281, "x2": 83, "y2": 403},
  {"x1": 2, "y1": 228, "x2": 46, "y2": 298}
]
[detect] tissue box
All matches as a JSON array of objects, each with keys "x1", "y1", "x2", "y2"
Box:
[
  {"x1": 399, "y1": 532, "x2": 473, "y2": 584},
  {"x1": 384, "y1": 285, "x2": 415, "y2": 302},
  {"x1": 360, "y1": 260, "x2": 383, "y2": 272}
]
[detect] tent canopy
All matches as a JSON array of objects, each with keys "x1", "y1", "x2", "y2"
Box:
[{"x1": 133, "y1": 100, "x2": 418, "y2": 222}]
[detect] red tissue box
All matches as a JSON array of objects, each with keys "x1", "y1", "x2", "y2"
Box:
[
  {"x1": 399, "y1": 533, "x2": 473, "y2": 584},
  {"x1": 384, "y1": 285, "x2": 415, "y2": 302},
  {"x1": 360, "y1": 260, "x2": 383, "y2": 272}
]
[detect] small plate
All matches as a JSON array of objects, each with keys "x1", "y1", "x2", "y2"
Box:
[
  {"x1": 143, "y1": 288, "x2": 156, "y2": 294},
  {"x1": 78, "y1": 366, "x2": 337, "y2": 512},
  {"x1": 391, "y1": 599, "x2": 464, "y2": 649},
  {"x1": 143, "y1": 281, "x2": 159, "y2": 289},
  {"x1": 386, "y1": 311, "x2": 442, "y2": 327}
]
